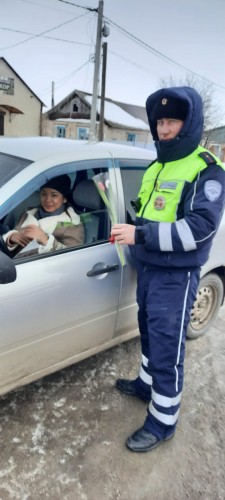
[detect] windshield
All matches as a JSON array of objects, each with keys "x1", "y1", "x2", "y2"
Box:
[{"x1": 0, "y1": 152, "x2": 33, "y2": 187}]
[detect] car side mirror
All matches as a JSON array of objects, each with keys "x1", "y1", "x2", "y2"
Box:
[{"x1": 0, "y1": 251, "x2": 17, "y2": 284}]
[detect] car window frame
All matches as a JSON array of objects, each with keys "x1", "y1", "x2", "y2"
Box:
[
  {"x1": 114, "y1": 158, "x2": 150, "y2": 223},
  {"x1": 1, "y1": 157, "x2": 115, "y2": 264}
]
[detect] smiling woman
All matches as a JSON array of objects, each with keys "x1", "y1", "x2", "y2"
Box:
[{"x1": 3, "y1": 174, "x2": 85, "y2": 258}]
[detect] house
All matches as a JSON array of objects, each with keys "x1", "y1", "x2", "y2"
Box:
[
  {"x1": 0, "y1": 57, "x2": 44, "y2": 136},
  {"x1": 202, "y1": 126, "x2": 225, "y2": 162},
  {"x1": 42, "y1": 89, "x2": 153, "y2": 148}
]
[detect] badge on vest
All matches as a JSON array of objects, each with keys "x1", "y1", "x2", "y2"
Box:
[
  {"x1": 154, "y1": 196, "x2": 166, "y2": 210},
  {"x1": 204, "y1": 180, "x2": 222, "y2": 201},
  {"x1": 159, "y1": 181, "x2": 177, "y2": 190}
]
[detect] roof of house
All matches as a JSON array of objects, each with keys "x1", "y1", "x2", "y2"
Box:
[
  {"x1": 105, "y1": 98, "x2": 149, "y2": 124},
  {"x1": 0, "y1": 57, "x2": 45, "y2": 106},
  {"x1": 44, "y1": 89, "x2": 149, "y2": 131}
]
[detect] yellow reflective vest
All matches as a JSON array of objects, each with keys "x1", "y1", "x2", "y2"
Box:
[{"x1": 137, "y1": 145, "x2": 224, "y2": 223}]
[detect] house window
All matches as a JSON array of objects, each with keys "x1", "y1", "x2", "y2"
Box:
[
  {"x1": 73, "y1": 104, "x2": 78, "y2": 112},
  {"x1": 55, "y1": 125, "x2": 66, "y2": 138},
  {"x1": 77, "y1": 128, "x2": 89, "y2": 140},
  {"x1": 127, "y1": 133, "x2": 136, "y2": 142}
]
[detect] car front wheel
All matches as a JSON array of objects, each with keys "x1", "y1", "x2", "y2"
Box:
[{"x1": 187, "y1": 273, "x2": 224, "y2": 340}]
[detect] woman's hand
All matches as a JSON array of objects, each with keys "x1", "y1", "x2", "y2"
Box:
[
  {"x1": 111, "y1": 224, "x2": 135, "y2": 245},
  {"x1": 20, "y1": 225, "x2": 49, "y2": 245},
  {"x1": 8, "y1": 231, "x2": 31, "y2": 248}
]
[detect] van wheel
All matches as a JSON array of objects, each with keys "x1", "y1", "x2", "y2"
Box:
[{"x1": 187, "y1": 273, "x2": 224, "y2": 340}]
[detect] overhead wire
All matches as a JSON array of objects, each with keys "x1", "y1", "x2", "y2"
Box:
[
  {"x1": 0, "y1": 11, "x2": 90, "y2": 50},
  {"x1": 109, "y1": 49, "x2": 154, "y2": 75},
  {"x1": 55, "y1": 0, "x2": 225, "y2": 92},
  {"x1": 57, "y1": 0, "x2": 97, "y2": 12},
  {"x1": 40, "y1": 59, "x2": 91, "y2": 96},
  {"x1": 19, "y1": 0, "x2": 79, "y2": 14},
  {"x1": 0, "y1": 1, "x2": 97, "y2": 100},
  {"x1": 104, "y1": 16, "x2": 225, "y2": 93},
  {"x1": 0, "y1": 26, "x2": 92, "y2": 47},
  {"x1": 1, "y1": 1, "x2": 224, "y2": 95}
]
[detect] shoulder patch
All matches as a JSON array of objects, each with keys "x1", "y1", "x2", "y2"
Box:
[
  {"x1": 198, "y1": 151, "x2": 217, "y2": 165},
  {"x1": 204, "y1": 180, "x2": 222, "y2": 201}
]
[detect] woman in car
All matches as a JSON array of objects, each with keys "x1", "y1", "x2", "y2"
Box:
[{"x1": 3, "y1": 174, "x2": 84, "y2": 257}]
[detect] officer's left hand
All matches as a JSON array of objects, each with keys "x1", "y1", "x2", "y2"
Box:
[{"x1": 111, "y1": 224, "x2": 135, "y2": 245}]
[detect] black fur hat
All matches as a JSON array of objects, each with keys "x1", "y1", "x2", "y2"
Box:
[{"x1": 151, "y1": 95, "x2": 188, "y2": 121}]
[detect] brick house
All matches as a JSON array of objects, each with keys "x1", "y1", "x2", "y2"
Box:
[{"x1": 0, "y1": 57, "x2": 44, "y2": 136}]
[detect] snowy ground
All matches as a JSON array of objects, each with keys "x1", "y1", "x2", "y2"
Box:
[{"x1": 0, "y1": 307, "x2": 225, "y2": 500}]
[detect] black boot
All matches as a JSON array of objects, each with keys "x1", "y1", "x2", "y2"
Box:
[
  {"x1": 115, "y1": 379, "x2": 150, "y2": 403},
  {"x1": 126, "y1": 426, "x2": 175, "y2": 452}
]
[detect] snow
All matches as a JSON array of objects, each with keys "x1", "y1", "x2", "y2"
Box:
[{"x1": 84, "y1": 96, "x2": 149, "y2": 130}]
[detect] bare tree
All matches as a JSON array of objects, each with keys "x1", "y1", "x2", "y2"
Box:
[{"x1": 159, "y1": 75, "x2": 223, "y2": 131}]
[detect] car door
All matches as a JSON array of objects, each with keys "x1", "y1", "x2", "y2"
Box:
[{"x1": 0, "y1": 158, "x2": 122, "y2": 394}]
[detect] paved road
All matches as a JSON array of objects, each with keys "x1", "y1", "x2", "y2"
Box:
[{"x1": 0, "y1": 307, "x2": 225, "y2": 500}]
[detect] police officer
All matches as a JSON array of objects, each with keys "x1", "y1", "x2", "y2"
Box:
[{"x1": 111, "y1": 86, "x2": 225, "y2": 452}]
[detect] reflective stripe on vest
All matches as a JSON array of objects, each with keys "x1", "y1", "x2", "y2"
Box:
[{"x1": 137, "y1": 146, "x2": 224, "y2": 223}]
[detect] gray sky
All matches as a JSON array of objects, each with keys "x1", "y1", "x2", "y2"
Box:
[{"x1": 1, "y1": 0, "x2": 225, "y2": 123}]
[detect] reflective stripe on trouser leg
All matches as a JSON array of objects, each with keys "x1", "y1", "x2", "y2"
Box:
[
  {"x1": 139, "y1": 356, "x2": 152, "y2": 385},
  {"x1": 135, "y1": 265, "x2": 153, "y2": 399},
  {"x1": 142, "y1": 269, "x2": 200, "y2": 439}
]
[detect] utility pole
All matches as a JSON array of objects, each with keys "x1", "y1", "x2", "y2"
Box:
[
  {"x1": 51, "y1": 81, "x2": 55, "y2": 108},
  {"x1": 89, "y1": 0, "x2": 104, "y2": 142},
  {"x1": 98, "y1": 42, "x2": 107, "y2": 141}
]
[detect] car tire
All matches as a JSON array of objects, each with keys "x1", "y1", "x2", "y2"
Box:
[{"x1": 187, "y1": 273, "x2": 224, "y2": 340}]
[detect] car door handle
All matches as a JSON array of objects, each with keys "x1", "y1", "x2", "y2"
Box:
[{"x1": 87, "y1": 264, "x2": 119, "y2": 277}]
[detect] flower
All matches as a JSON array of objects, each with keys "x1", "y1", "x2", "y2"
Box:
[
  {"x1": 97, "y1": 181, "x2": 105, "y2": 192},
  {"x1": 93, "y1": 173, "x2": 126, "y2": 266}
]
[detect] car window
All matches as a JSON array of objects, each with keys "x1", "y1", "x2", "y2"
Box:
[
  {"x1": 118, "y1": 159, "x2": 150, "y2": 222},
  {"x1": 1, "y1": 159, "x2": 112, "y2": 262},
  {"x1": 0, "y1": 152, "x2": 32, "y2": 187}
]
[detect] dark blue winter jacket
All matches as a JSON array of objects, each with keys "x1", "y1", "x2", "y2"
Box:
[{"x1": 132, "y1": 87, "x2": 225, "y2": 269}]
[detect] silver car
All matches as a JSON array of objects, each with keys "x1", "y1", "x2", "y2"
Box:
[{"x1": 0, "y1": 137, "x2": 224, "y2": 396}]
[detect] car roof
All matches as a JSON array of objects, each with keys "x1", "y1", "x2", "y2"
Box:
[{"x1": 0, "y1": 137, "x2": 156, "y2": 162}]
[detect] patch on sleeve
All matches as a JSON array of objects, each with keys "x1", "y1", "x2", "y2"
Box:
[{"x1": 204, "y1": 180, "x2": 222, "y2": 201}]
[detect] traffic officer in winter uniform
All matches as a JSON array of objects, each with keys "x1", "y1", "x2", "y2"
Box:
[{"x1": 111, "y1": 86, "x2": 225, "y2": 452}]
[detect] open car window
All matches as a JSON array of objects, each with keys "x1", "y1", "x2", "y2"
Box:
[{"x1": 1, "y1": 160, "x2": 112, "y2": 262}]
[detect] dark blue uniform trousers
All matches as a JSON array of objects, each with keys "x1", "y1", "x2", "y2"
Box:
[{"x1": 134, "y1": 265, "x2": 200, "y2": 440}]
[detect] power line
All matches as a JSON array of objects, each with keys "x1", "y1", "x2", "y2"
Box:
[
  {"x1": 104, "y1": 15, "x2": 225, "y2": 93},
  {"x1": 0, "y1": 26, "x2": 91, "y2": 47},
  {"x1": 54, "y1": 60, "x2": 91, "y2": 90},
  {"x1": 55, "y1": 2, "x2": 225, "y2": 93},
  {"x1": 19, "y1": 0, "x2": 74, "y2": 13},
  {"x1": 0, "y1": 11, "x2": 89, "y2": 50},
  {"x1": 109, "y1": 49, "x2": 152, "y2": 75},
  {"x1": 57, "y1": 0, "x2": 97, "y2": 12},
  {"x1": 1, "y1": 1, "x2": 224, "y2": 94},
  {"x1": 39, "y1": 59, "x2": 91, "y2": 96}
]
